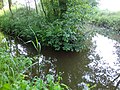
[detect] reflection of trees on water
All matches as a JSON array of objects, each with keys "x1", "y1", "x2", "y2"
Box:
[
  {"x1": 114, "y1": 42, "x2": 120, "y2": 64},
  {"x1": 113, "y1": 42, "x2": 120, "y2": 89},
  {"x1": 41, "y1": 48, "x2": 91, "y2": 90},
  {"x1": 7, "y1": 37, "x2": 37, "y2": 56},
  {"x1": 6, "y1": 35, "x2": 120, "y2": 90},
  {"x1": 87, "y1": 35, "x2": 120, "y2": 90}
]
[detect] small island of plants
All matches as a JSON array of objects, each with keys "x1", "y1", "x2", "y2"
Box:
[{"x1": 0, "y1": 0, "x2": 96, "y2": 52}]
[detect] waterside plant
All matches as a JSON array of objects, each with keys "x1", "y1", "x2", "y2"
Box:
[
  {"x1": 0, "y1": 0, "x2": 95, "y2": 52},
  {"x1": 0, "y1": 34, "x2": 69, "y2": 90}
]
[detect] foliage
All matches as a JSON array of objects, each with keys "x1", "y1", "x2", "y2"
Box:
[
  {"x1": 88, "y1": 0, "x2": 98, "y2": 6},
  {"x1": 0, "y1": 39, "x2": 69, "y2": 90},
  {"x1": 41, "y1": 0, "x2": 97, "y2": 20},
  {"x1": 41, "y1": 0, "x2": 60, "y2": 20},
  {"x1": 91, "y1": 10, "x2": 120, "y2": 31},
  {"x1": 0, "y1": 0, "x2": 95, "y2": 52},
  {"x1": 0, "y1": 46, "x2": 32, "y2": 88}
]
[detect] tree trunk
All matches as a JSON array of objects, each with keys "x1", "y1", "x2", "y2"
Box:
[
  {"x1": 40, "y1": 0, "x2": 46, "y2": 17},
  {"x1": 8, "y1": 0, "x2": 13, "y2": 16},
  {"x1": 34, "y1": 0, "x2": 38, "y2": 14},
  {"x1": 59, "y1": 0, "x2": 67, "y2": 17}
]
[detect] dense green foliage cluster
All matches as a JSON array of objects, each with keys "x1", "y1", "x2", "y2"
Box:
[
  {"x1": 0, "y1": 0, "x2": 94, "y2": 52},
  {"x1": 0, "y1": 37, "x2": 68, "y2": 90},
  {"x1": 91, "y1": 11, "x2": 120, "y2": 31}
]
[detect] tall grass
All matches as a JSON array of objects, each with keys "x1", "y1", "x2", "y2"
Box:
[{"x1": 91, "y1": 10, "x2": 120, "y2": 31}]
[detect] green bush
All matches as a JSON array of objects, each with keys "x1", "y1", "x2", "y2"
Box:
[{"x1": 0, "y1": 0, "x2": 94, "y2": 52}]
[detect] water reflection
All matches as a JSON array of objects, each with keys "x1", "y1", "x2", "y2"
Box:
[
  {"x1": 7, "y1": 37, "x2": 37, "y2": 56},
  {"x1": 41, "y1": 49, "x2": 91, "y2": 89},
  {"x1": 88, "y1": 34, "x2": 120, "y2": 89},
  {"x1": 4, "y1": 33, "x2": 120, "y2": 90}
]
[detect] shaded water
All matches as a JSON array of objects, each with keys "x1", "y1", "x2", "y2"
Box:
[{"x1": 1, "y1": 32, "x2": 120, "y2": 90}]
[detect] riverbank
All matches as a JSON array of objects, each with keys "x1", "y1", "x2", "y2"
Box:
[
  {"x1": 0, "y1": 0, "x2": 94, "y2": 52},
  {"x1": 0, "y1": 32, "x2": 69, "y2": 90},
  {"x1": 1, "y1": 0, "x2": 120, "y2": 90},
  {"x1": 1, "y1": 24, "x2": 120, "y2": 89},
  {"x1": 91, "y1": 10, "x2": 120, "y2": 31}
]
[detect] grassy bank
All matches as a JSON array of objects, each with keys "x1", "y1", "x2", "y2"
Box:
[{"x1": 91, "y1": 11, "x2": 120, "y2": 31}]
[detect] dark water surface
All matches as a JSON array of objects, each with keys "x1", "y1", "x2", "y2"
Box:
[{"x1": 2, "y1": 32, "x2": 120, "y2": 90}]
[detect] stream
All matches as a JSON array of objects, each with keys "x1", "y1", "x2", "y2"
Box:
[{"x1": 1, "y1": 29, "x2": 120, "y2": 90}]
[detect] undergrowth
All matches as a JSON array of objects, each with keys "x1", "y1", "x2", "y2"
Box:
[
  {"x1": 0, "y1": 1, "x2": 93, "y2": 52},
  {"x1": 91, "y1": 10, "x2": 120, "y2": 31},
  {"x1": 0, "y1": 36, "x2": 69, "y2": 90}
]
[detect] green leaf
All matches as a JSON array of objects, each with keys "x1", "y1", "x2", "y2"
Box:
[
  {"x1": 3, "y1": 83, "x2": 11, "y2": 90},
  {"x1": 46, "y1": 74, "x2": 54, "y2": 83}
]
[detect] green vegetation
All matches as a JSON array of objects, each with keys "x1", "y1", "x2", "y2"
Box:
[
  {"x1": 0, "y1": 33, "x2": 69, "y2": 90},
  {"x1": 0, "y1": 0, "x2": 95, "y2": 52},
  {"x1": 1, "y1": 0, "x2": 120, "y2": 90},
  {"x1": 91, "y1": 11, "x2": 120, "y2": 31},
  {"x1": 0, "y1": 0, "x2": 3, "y2": 9},
  {"x1": 1, "y1": 0, "x2": 120, "y2": 89},
  {"x1": 0, "y1": 0, "x2": 97, "y2": 89}
]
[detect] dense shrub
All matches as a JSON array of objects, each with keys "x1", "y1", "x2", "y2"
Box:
[{"x1": 0, "y1": 0, "x2": 94, "y2": 52}]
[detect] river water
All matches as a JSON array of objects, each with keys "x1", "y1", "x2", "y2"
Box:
[{"x1": 1, "y1": 29, "x2": 120, "y2": 90}]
